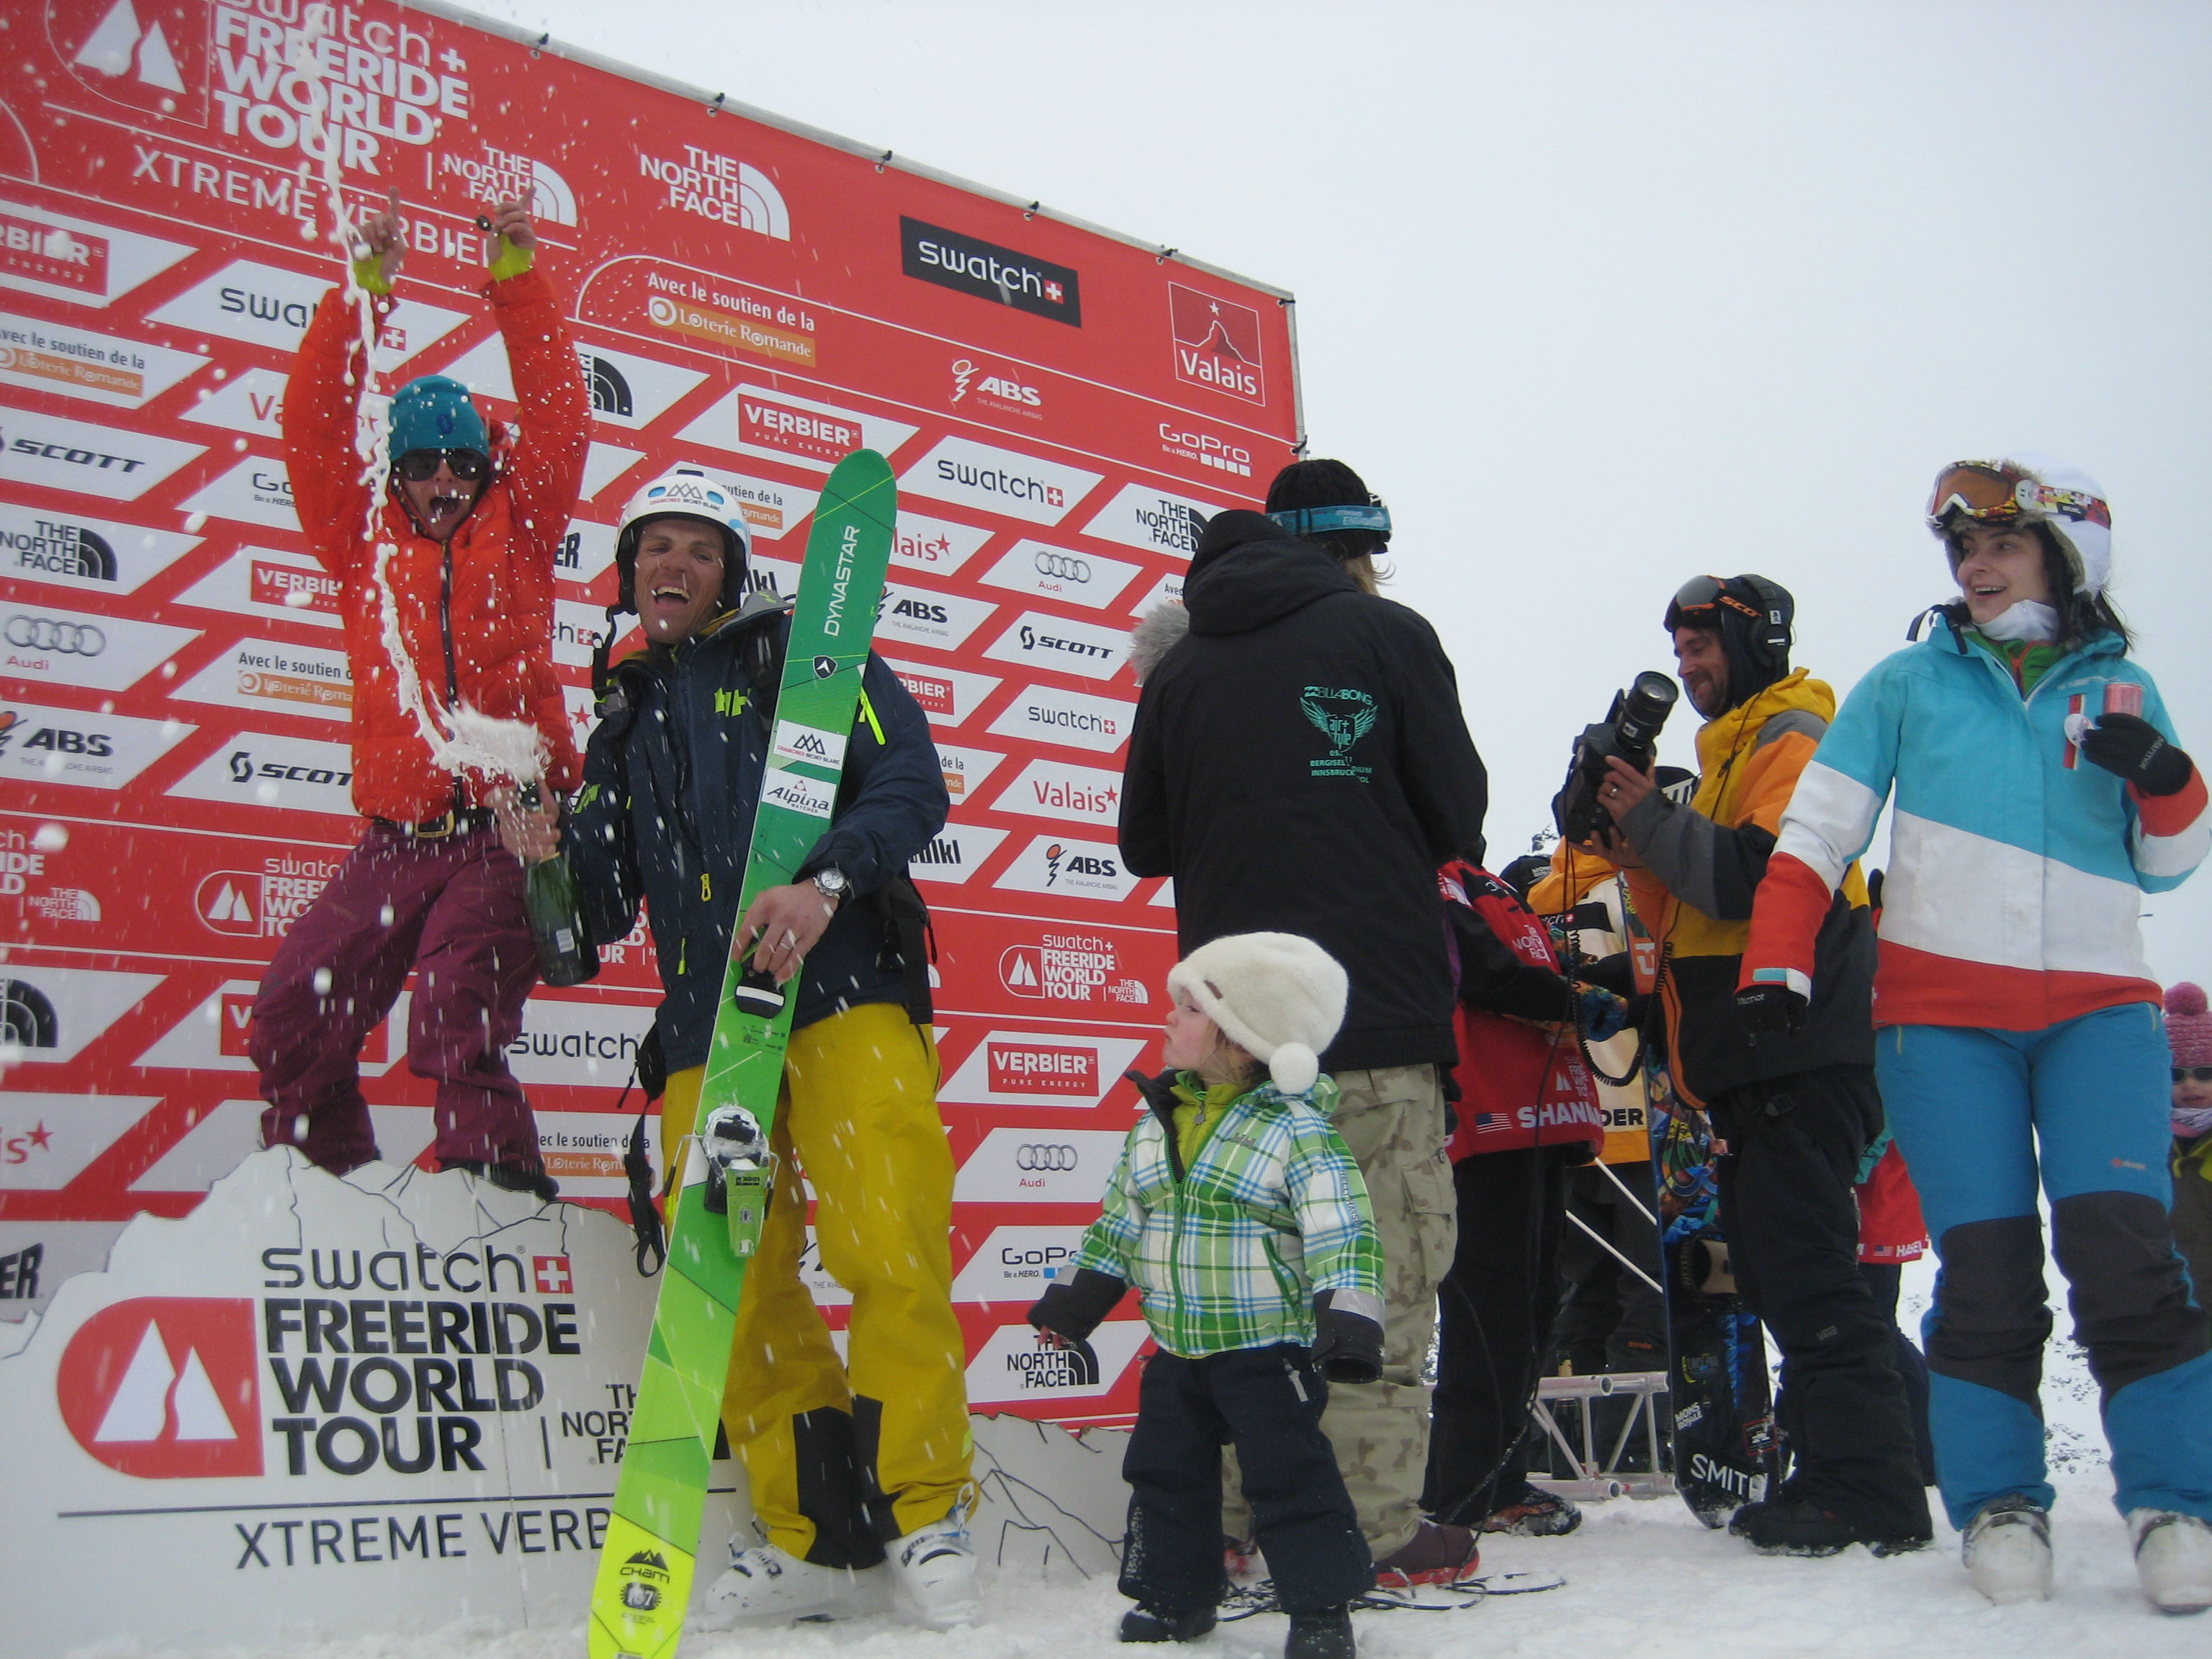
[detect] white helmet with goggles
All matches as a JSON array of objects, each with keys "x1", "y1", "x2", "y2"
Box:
[
  {"x1": 614, "y1": 465, "x2": 752, "y2": 608},
  {"x1": 1927, "y1": 454, "x2": 2110, "y2": 595}
]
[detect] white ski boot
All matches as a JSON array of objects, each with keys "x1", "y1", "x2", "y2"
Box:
[
  {"x1": 1961, "y1": 1494, "x2": 2052, "y2": 1606},
  {"x1": 701, "y1": 1535, "x2": 885, "y2": 1625},
  {"x1": 2128, "y1": 1509, "x2": 2212, "y2": 1615},
  {"x1": 884, "y1": 1512, "x2": 979, "y2": 1629}
]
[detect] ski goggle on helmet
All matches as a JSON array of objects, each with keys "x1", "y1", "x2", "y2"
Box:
[
  {"x1": 613, "y1": 466, "x2": 752, "y2": 606},
  {"x1": 1925, "y1": 456, "x2": 2113, "y2": 595}
]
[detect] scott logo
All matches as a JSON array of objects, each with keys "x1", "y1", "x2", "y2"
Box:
[{"x1": 57, "y1": 1298, "x2": 264, "y2": 1478}]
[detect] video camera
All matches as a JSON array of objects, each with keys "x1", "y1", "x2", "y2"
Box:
[{"x1": 1553, "y1": 671, "x2": 1680, "y2": 844}]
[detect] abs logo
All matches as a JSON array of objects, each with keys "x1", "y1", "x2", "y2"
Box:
[
  {"x1": 57, "y1": 1298, "x2": 263, "y2": 1478},
  {"x1": 950, "y1": 357, "x2": 1043, "y2": 416},
  {"x1": 1169, "y1": 282, "x2": 1267, "y2": 405}
]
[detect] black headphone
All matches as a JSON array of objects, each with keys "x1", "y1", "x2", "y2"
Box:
[{"x1": 1735, "y1": 573, "x2": 1794, "y2": 671}]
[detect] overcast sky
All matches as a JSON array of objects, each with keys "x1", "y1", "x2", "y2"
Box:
[{"x1": 480, "y1": 0, "x2": 2212, "y2": 983}]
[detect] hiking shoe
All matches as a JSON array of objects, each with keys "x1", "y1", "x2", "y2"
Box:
[
  {"x1": 1961, "y1": 1495, "x2": 2052, "y2": 1606},
  {"x1": 702, "y1": 1538, "x2": 884, "y2": 1624},
  {"x1": 884, "y1": 1512, "x2": 979, "y2": 1628},
  {"x1": 1728, "y1": 1498, "x2": 1930, "y2": 1558},
  {"x1": 1223, "y1": 1533, "x2": 1263, "y2": 1584},
  {"x1": 2129, "y1": 1509, "x2": 2212, "y2": 1615},
  {"x1": 1373, "y1": 1519, "x2": 1480, "y2": 1587},
  {"x1": 1480, "y1": 1482, "x2": 1583, "y2": 1537},
  {"x1": 1120, "y1": 1603, "x2": 1219, "y2": 1642},
  {"x1": 1284, "y1": 1604, "x2": 1356, "y2": 1659}
]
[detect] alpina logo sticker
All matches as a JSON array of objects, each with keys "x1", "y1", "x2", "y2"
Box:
[{"x1": 57, "y1": 1297, "x2": 263, "y2": 1478}]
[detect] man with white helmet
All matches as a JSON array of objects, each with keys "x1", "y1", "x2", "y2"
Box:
[
  {"x1": 499, "y1": 466, "x2": 973, "y2": 1628},
  {"x1": 1741, "y1": 457, "x2": 2212, "y2": 1611}
]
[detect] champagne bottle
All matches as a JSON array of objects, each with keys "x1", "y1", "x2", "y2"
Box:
[{"x1": 518, "y1": 781, "x2": 599, "y2": 986}]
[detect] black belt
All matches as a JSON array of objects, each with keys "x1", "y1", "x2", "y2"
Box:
[{"x1": 374, "y1": 809, "x2": 497, "y2": 840}]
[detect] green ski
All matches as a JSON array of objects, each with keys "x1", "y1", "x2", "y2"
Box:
[{"x1": 588, "y1": 449, "x2": 898, "y2": 1659}]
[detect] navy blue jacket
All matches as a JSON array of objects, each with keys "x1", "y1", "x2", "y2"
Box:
[{"x1": 565, "y1": 609, "x2": 948, "y2": 1071}]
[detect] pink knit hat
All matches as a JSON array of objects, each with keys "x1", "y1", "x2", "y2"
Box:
[{"x1": 2167, "y1": 983, "x2": 2212, "y2": 1068}]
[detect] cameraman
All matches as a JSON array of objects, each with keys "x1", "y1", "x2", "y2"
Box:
[{"x1": 1571, "y1": 574, "x2": 1930, "y2": 1557}]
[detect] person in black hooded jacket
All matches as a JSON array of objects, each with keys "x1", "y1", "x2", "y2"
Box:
[{"x1": 1120, "y1": 458, "x2": 1490, "y2": 1586}]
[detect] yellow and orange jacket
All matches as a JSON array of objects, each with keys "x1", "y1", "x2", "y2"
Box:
[
  {"x1": 1546, "y1": 670, "x2": 1876, "y2": 1107},
  {"x1": 285, "y1": 266, "x2": 586, "y2": 822}
]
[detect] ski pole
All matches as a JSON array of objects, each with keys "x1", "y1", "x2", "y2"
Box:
[
  {"x1": 1565, "y1": 1208, "x2": 1665, "y2": 1297},
  {"x1": 1594, "y1": 1157, "x2": 1660, "y2": 1228}
]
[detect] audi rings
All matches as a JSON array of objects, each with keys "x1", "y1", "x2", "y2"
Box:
[
  {"x1": 1033, "y1": 549, "x2": 1090, "y2": 583},
  {"x1": 7, "y1": 616, "x2": 104, "y2": 655},
  {"x1": 1015, "y1": 1143, "x2": 1078, "y2": 1172}
]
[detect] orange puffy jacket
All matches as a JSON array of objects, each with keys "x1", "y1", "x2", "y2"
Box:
[{"x1": 284, "y1": 266, "x2": 585, "y2": 822}]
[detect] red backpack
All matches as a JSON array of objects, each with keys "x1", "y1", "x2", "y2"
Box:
[{"x1": 1439, "y1": 860, "x2": 1606, "y2": 1161}]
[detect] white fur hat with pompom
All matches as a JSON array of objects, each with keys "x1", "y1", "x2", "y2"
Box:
[{"x1": 1166, "y1": 931, "x2": 1348, "y2": 1094}]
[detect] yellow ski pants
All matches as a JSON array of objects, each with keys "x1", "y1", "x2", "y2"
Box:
[{"x1": 660, "y1": 1002, "x2": 973, "y2": 1565}]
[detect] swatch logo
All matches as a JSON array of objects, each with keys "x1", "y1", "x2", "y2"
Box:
[
  {"x1": 58, "y1": 1298, "x2": 263, "y2": 1478},
  {"x1": 902, "y1": 217, "x2": 1082, "y2": 326}
]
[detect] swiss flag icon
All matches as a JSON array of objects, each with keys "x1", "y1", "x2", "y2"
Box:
[
  {"x1": 533, "y1": 1255, "x2": 573, "y2": 1295},
  {"x1": 57, "y1": 1298, "x2": 262, "y2": 1478}
]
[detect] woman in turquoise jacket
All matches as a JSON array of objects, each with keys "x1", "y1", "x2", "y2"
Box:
[{"x1": 1738, "y1": 457, "x2": 2212, "y2": 1614}]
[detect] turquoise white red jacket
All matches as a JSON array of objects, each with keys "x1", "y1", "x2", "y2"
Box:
[{"x1": 1743, "y1": 615, "x2": 2206, "y2": 1030}]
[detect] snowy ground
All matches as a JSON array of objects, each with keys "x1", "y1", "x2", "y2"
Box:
[
  {"x1": 62, "y1": 1470, "x2": 2202, "y2": 1659},
  {"x1": 60, "y1": 1257, "x2": 2202, "y2": 1658}
]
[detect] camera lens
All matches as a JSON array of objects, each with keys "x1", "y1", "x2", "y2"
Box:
[{"x1": 1617, "y1": 671, "x2": 1678, "y2": 747}]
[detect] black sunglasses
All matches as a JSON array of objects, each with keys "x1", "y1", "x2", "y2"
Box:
[
  {"x1": 2176, "y1": 1066, "x2": 2212, "y2": 1084},
  {"x1": 395, "y1": 448, "x2": 489, "y2": 483}
]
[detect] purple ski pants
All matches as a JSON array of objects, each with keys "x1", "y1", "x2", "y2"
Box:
[{"x1": 251, "y1": 821, "x2": 543, "y2": 1177}]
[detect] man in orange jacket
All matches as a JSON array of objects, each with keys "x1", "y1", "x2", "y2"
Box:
[{"x1": 249, "y1": 194, "x2": 586, "y2": 1197}]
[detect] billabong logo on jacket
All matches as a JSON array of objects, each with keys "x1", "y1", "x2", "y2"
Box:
[{"x1": 1299, "y1": 686, "x2": 1376, "y2": 781}]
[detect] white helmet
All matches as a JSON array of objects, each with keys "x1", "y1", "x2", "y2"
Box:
[
  {"x1": 1927, "y1": 454, "x2": 2112, "y2": 596},
  {"x1": 613, "y1": 465, "x2": 752, "y2": 612}
]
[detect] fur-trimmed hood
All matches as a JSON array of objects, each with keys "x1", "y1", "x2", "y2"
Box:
[{"x1": 1128, "y1": 601, "x2": 1190, "y2": 686}]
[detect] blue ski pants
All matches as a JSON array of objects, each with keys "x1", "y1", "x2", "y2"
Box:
[{"x1": 1876, "y1": 1004, "x2": 2212, "y2": 1530}]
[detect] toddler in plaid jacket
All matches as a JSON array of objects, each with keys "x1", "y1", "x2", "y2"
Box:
[{"x1": 1030, "y1": 932, "x2": 1384, "y2": 1659}]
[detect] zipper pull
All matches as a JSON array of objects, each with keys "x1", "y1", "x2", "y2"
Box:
[
  {"x1": 701, "y1": 871, "x2": 712, "y2": 902},
  {"x1": 1285, "y1": 1354, "x2": 1309, "y2": 1403}
]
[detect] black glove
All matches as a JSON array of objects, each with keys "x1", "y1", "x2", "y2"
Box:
[
  {"x1": 2079, "y1": 712, "x2": 2193, "y2": 797},
  {"x1": 1028, "y1": 1267, "x2": 1126, "y2": 1345},
  {"x1": 1734, "y1": 980, "x2": 1807, "y2": 1037},
  {"x1": 1310, "y1": 1289, "x2": 1384, "y2": 1384}
]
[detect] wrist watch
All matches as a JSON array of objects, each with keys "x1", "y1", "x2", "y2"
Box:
[{"x1": 811, "y1": 867, "x2": 850, "y2": 906}]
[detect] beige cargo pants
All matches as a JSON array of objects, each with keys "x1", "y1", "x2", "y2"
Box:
[{"x1": 1226, "y1": 1063, "x2": 1454, "y2": 1560}]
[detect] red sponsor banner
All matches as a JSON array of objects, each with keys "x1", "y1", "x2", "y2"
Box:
[{"x1": 0, "y1": 0, "x2": 1298, "y2": 1434}]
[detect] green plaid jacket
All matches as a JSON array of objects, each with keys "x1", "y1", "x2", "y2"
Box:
[{"x1": 1071, "y1": 1074, "x2": 1382, "y2": 1358}]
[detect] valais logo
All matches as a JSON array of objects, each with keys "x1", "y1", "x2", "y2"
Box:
[
  {"x1": 58, "y1": 1298, "x2": 263, "y2": 1478},
  {"x1": 1169, "y1": 283, "x2": 1265, "y2": 405}
]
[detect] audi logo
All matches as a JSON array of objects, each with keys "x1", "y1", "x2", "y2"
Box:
[
  {"x1": 6, "y1": 616, "x2": 104, "y2": 655},
  {"x1": 1033, "y1": 550, "x2": 1091, "y2": 583},
  {"x1": 1015, "y1": 1143, "x2": 1079, "y2": 1172}
]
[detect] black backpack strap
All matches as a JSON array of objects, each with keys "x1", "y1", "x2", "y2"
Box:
[{"x1": 617, "y1": 1024, "x2": 669, "y2": 1277}]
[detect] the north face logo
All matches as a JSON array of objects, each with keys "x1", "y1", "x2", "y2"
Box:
[{"x1": 57, "y1": 1298, "x2": 262, "y2": 1478}]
